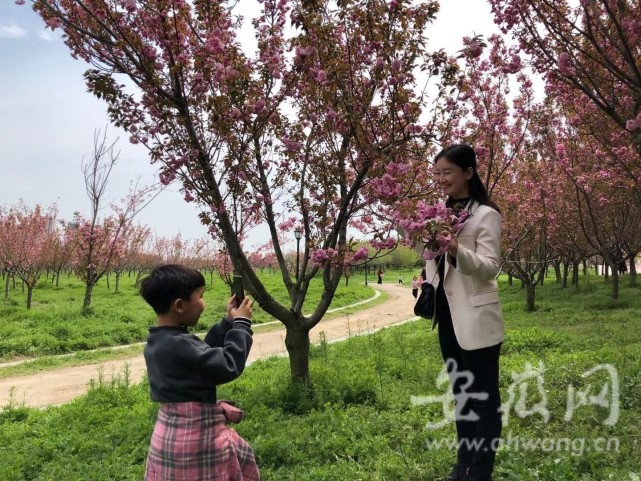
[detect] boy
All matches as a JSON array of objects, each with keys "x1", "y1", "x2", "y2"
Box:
[{"x1": 140, "y1": 264, "x2": 259, "y2": 481}]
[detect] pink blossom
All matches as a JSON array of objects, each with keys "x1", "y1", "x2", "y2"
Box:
[
  {"x1": 45, "y1": 17, "x2": 63, "y2": 29},
  {"x1": 124, "y1": 0, "x2": 137, "y2": 13},
  {"x1": 468, "y1": 42, "x2": 483, "y2": 59},
  {"x1": 558, "y1": 52, "x2": 574, "y2": 75},
  {"x1": 311, "y1": 249, "x2": 329, "y2": 266},
  {"x1": 351, "y1": 246, "x2": 369, "y2": 263}
]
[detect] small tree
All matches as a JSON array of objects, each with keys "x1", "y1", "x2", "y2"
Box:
[
  {"x1": 71, "y1": 129, "x2": 156, "y2": 311},
  {"x1": 0, "y1": 203, "x2": 57, "y2": 308}
]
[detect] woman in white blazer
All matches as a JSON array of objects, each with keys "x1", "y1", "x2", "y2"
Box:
[{"x1": 428, "y1": 144, "x2": 504, "y2": 481}]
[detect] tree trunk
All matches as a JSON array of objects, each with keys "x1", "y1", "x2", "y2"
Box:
[
  {"x1": 345, "y1": 276, "x2": 349, "y2": 286},
  {"x1": 55, "y1": 270, "x2": 61, "y2": 287},
  {"x1": 26, "y1": 284, "x2": 34, "y2": 309},
  {"x1": 115, "y1": 271, "x2": 121, "y2": 293},
  {"x1": 285, "y1": 326, "x2": 311, "y2": 384},
  {"x1": 554, "y1": 261, "x2": 562, "y2": 283},
  {"x1": 604, "y1": 263, "x2": 609, "y2": 280},
  {"x1": 83, "y1": 282, "x2": 95, "y2": 310},
  {"x1": 583, "y1": 259, "x2": 587, "y2": 276},
  {"x1": 507, "y1": 273, "x2": 513, "y2": 286},
  {"x1": 525, "y1": 282, "x2": 536, "y2": 312},
  {"x1": 572, "y1": 261, "x2": 580, "y2": 288},
  {"x1": 4, "y1": 274, "x2": 10, "y2": 299},
  {"x1": 562, "y1": 262, "x2": 570, "y2": 288},
  {"x1": 594, "y1": 262, "x2": 599, "y2": 276},
  {"x1": 106, "y1": 272, "x2": 110, "y2": 290},
  {"x1": 609, "y1": 263, "x2": 619, "y2": 300},
  {"x1": 629, "y1": 256, "x2": 638, "y2": 287}
]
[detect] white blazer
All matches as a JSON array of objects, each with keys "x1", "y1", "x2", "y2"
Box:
[{"x1": 421, "y1": 201, "x2": 505, "y2": 350}]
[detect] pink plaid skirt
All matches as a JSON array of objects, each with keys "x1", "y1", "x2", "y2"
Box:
[{"x1": 145, "y1": 402, "x2": 260, "y2": 481}]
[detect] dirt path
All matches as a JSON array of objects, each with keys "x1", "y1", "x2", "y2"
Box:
[{"x1": 0, "y1": 283, "x2": 417, "y2": 409}]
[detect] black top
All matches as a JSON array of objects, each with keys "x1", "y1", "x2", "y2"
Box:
[{"x1": 143, "y1": 317, "x2": 253, "y2": 403}]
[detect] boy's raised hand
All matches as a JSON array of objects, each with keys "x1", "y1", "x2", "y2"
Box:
[
  {"x1": 226, "y1": 295, "x2": 237, "y2": 320},
  {"x1": 231, "y1": 296, "x2": 253, "y2": 321}
]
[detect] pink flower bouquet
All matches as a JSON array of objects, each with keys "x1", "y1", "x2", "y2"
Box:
[{"x1": 398, "y1": 201, "x2": 469, "y2": 260}]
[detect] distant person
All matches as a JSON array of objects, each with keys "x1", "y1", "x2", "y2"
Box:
[
  {"x1": 139, "y1": 264, "x2": 259, "y2": 481},
  {"x1": 411, "y1": 276, "x2": 420, "y2": 299},
  {"x1": 398, "y1": 274, "x2": 403, "y2": 284},
  {"x1": 377, "y1": 268, "x2": 384, "y2": 284}
]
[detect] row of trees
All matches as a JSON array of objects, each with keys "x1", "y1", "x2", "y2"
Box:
[
  {"x1": 0, "y1": 201, "x2": 426, "y2": 309},
  {"x1": 0, "y1": 203, "x2": 277, "y2": 309}
]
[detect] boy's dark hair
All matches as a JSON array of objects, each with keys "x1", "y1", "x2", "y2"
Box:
[{"x1": 139, "y1": 264, "x2": 206, "y2": 315}]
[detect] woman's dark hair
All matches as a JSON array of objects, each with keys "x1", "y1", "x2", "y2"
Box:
[
  {"x1": 434, "y1": 143, "x2": 501, "y2": 213},
  {"x1": 139, "y1": 264, "x2": 206, "y2": 315}
]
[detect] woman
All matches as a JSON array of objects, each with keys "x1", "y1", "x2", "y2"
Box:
[{"x1": 427, "y1": 144, "x2": 504, "y2": 481}]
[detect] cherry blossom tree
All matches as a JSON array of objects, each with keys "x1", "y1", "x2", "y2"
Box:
[
  {"x1": 25, "y1": 0, "x2": 459, "y2": 382},
  {"x1": 111, "y1": 223, "x2": 151, "y2": 292},
  {"x1": 489, "y1": 0, "x2": 641, "y2": 157},
  {"x1": 48, "y1": 221, "x2": 74, "y2": 288},
  {"x1": 0, "y1": 203, "x2": 58, "y2": 308},
  {"x1": 70, "y1": 129, "x2": 156, "y2": 311}
]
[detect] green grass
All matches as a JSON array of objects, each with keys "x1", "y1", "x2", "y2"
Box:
[
  {"x1": 1, "y1": 273, "x2": 640, "y2": 480},
  {"x1": 0, "y1": 270, "x2": 375, "y2": 361},
  {"x1": 0, "y1": 289, "x2": 389, "y2": 378}
]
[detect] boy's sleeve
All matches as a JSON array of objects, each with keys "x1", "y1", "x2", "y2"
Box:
[
  {"x1": 203, "y1": 316, "x2": 234, "y2": 347},
  {"x1": 196, "y1": 319, "x2": 254, "y2": 385}
]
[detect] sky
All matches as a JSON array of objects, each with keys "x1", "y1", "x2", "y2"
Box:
[{"x1": 0, "y1": 0, "x2": 500, "y2": 247}]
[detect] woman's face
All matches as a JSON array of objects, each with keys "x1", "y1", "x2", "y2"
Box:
[{"x1": 434, "y1": 157, "x2": 473, "y2": 199}]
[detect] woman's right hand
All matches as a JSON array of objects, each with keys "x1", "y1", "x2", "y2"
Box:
[{"x1": 231, "y1": 296, "x2": 253, "y2": 321}]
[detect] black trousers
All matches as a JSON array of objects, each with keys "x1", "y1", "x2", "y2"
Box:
[{"x1": 437, "y1": 307, "x2": 502, "y2": 480}]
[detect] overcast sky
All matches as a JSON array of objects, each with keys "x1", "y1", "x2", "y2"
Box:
[{"x1": 0, "y1": 1, "x2": 499, "y2": 247}]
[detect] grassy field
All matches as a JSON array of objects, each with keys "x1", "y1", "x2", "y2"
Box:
[
  {"x1": 0, "y1": 270, "x2": 377, "y2": 361},
  {"x1": 0, "y1": 272, "x2": 639, "y2": 480}
]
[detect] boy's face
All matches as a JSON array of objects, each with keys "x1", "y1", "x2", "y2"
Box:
[{"x1": 178, "y1": 286, "x2": 206, "y2": 326}]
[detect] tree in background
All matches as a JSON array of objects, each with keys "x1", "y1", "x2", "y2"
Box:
[
  {"x1": 489, "y1": 0, "x2": 641, "y2": 171},
  {"x1": 0, "y1": 203, "x2": 58, "y2": 309},
  {"x1": 69, "y1": 129, "x2": 155, "y2": 311},
  {"x1": 111, "y1": 223, "x2": 151, "y2": 292}
]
